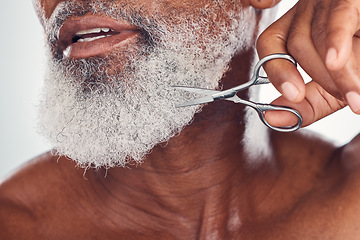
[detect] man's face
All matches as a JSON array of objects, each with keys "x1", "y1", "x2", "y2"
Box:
[{"x1": 34, "y1": 0, "x2": 256, "y2": 168}]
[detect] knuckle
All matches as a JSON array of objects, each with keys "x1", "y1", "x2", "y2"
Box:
[
  {"x1": 256, "y1": 31, "x2": 268, "y2": 51},
  {"x1": 256, "y1": 29, "x2": 278, "y2": 52},
  {"x1": 256, "y1": 34, "x2": 286, "y2": 57}
]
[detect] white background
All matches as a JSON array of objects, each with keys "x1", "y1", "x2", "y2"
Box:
[{"x1": 1, "y1": 1, "x2": 359, "y2": 179}]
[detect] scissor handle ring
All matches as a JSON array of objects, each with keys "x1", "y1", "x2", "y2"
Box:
[
  {"x1": 253, "y1": 53, "x2": 297, "y2": 84},
  {"x1": 254, "y1": 103, "x2": 303, "y2": 132}
]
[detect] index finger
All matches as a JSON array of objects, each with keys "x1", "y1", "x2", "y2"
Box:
[{"x1": 256, "y1": 6, "x2": 305, "y2": 103}]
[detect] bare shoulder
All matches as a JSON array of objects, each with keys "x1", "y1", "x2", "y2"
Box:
[
  {"x1": 271, "y1": 129, "x2": 360, "y2": 200},
  {"x1": 336, "y1": 133, "x2": 360, "y2": 194},
  {"x1": 270, "y1": 129, "x2": 340, "y2": 166},
  {"x1": 341, "y1": 133, "x2": 360, "y2": 168},
  {"x1": 0, "y1": 152, "x2": 84, "y2": 239},
  {"x1": 0, "y1": 152, "x2": 52, "y2": 239},
  {"x1": 0, "y1": 152, "x2": 73, "y2": 202},
  {"x1": 307, "y1": 133, "x2": 360, "y2": 236},
  {"x1": 268, "y1": 131, "x2": 360, "y2": 237}
]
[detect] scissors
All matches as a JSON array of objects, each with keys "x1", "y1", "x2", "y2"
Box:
[{"x1": 173, "y1": 53, "x2": 303, "y2": 132}]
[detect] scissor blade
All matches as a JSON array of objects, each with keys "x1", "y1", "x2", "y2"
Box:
[
  {"x1": 176, "y1": 96, "x2": 214, "y2": 108},
  {"x1": 172, "y1": 86, "x2": 220, "y2": 96}
]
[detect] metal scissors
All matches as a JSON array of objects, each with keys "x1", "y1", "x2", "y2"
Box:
[{"x1": 173, "y1": 53, "x2": 303, "y2": 132}]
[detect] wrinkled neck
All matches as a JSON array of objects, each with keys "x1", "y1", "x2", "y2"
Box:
[{"x1": 90, "y1": 49, "x2": 274, "y2": 210}]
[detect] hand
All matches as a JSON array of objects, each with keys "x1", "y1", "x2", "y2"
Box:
[{"x1": 256, "y1": 0, "x2": 360, "y2": 128}]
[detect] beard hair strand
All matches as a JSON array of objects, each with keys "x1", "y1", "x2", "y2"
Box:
[{"x1": 38, "y1": 1, "x2": 256, "y2": 169}]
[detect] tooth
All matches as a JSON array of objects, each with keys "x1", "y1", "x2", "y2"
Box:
[
  {"x1": 91, "y1": 35, "x2": 106, "y2": 41},
  {"x1": 78, "y1": 35, "x2": 106, "y2": 42},
  {"x1": 101, "y1": 28, "x2": 110, "y2": 32},
  {"x1": 63, "y1": 46, "x2": 72, "y2": 58},
  {"x1": 76, "y1": 28, "x2": 102, "y2": 35}
]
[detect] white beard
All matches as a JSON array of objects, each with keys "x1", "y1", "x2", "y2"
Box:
[{"x1": 38, "y1": 1, "x2": 256, "y2": 168}]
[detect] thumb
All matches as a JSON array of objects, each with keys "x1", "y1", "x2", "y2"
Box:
[{"x1": 265, "y1": 81, "x2": 346, "y2": 128}]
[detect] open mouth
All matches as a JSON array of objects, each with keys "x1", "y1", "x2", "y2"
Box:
[
  {"x1": 58, "y1": 15, "x2": 140, "y2": 59},
  {"x1": 72, "y1": 27, "x2": 120, "y2": 43}
]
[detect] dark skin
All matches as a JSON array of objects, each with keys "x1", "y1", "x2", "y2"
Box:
[{"x1": 2, "y1": 0, "x2": 360, "y2": 239}]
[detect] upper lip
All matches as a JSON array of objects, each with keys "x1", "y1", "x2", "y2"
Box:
[{"x1": 58, "y1": 15, "x2": 140, "y2": 51}]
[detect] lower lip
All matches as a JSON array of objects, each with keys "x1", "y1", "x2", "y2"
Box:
[{"x1": 64, "y1": 30, "x2": 139, "y2": 59}]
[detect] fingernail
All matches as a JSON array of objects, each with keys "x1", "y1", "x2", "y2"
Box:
[
  {"x1": 281, "y1": 82, "x2": 300, "y2": 102},
  {"x1": 346, "y1": 91, "x2": 360, "y2": 113},
  {"x1": 326, "y1": 48, "x2": 338, "y2": 69}
]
